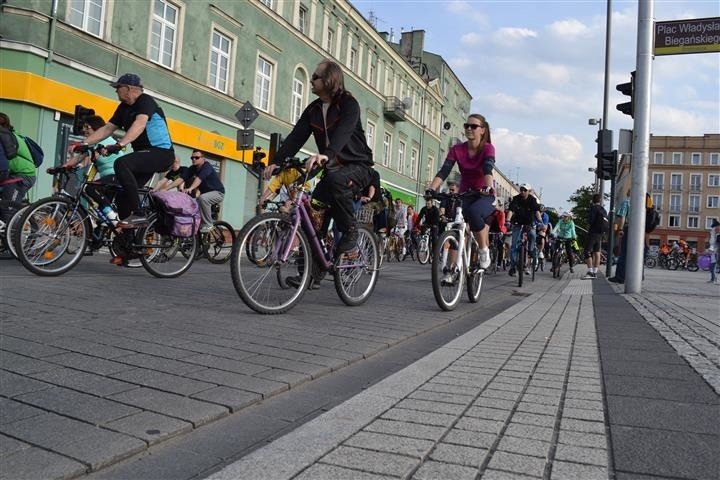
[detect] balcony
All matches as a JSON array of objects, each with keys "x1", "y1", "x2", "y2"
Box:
[
  {"x1": 689, "y1": 185, "x2": 701, "y2": 192},
  {"x1": 651, "y1": 184, "x2": 664, "y2": 191},
  {"x1": 383, "y1": 96, "x2": 406, "y2": 122},
  {"x1": 688, "y1": 206, "x2": 700, "y2": 213},
  {"x1": 670, "y1": 185, "x2": 682, "y2": 192},
  {"x1": 669, "y1": 205, "x2": 681, "y2": 213}
]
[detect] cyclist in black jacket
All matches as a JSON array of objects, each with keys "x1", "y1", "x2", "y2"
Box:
[{"x1": 264, "y1": 59, "x2": 373, "y2": 255}]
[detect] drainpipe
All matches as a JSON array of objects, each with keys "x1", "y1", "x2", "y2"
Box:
[{"x1": 45, "y1": 0, "x2": 59, "y2": 75}]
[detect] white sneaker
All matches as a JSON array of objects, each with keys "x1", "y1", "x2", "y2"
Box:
[
  {"x1": 478, "y1": 248, "x2": 490, "y2": 269},
  {"x1": 539, "y1": 251, "x2": 544, "y2": 259}
]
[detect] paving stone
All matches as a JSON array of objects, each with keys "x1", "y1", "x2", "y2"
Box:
[
  {"x1": 515, "y1": 402, "x2": 557, "y2": 416},
  {"x1": 179, "y1": 353, "x2": 269, "y2": 375},
  {"x1": 395, "y1": 398, "x2": 466, "y2": 416},
  {"x1": 364, "y1": 419, "x2": 445, "y2": 441},
  {"x1": 110, "y1": 368, "x2": 217, "y2": 396},
  {"x1": 0, "y1": 433, "x2": 30, "y2": 456},
  {"x1": 0, "y1": 370, "x2": 51, "y2": 398},
  {"x1": 554, "y1": 444, "x2": 607, "y2": 466},
  {"x1": 113, "y1": 353, "x2": 206, "y2": 376},
  {"x1": 411, "y1": 460, "x2": 478, "y2": 480},
  {"x1": 488, "y1": 451, "x2": 546, "y2": 477},
  {"x1": 558, "y1": 430, "x2": 606, "y2": 449},
  {"x1": 550, "y1": 460, "x2": 608, "y2": 479},
  {"x1": 0, "y1": 445, "x2": 87, "y2": 480},
  {"x1": 423, "y1": 382, "x2": 479, "y2": 396},
  {"x1": 464, "y1": 406, "x2": 510, "y2": 421},
  {"x1": 429, "y1": 442, "x2": 488, "y2": 467},
  {"x1": 43, "y1": 352, "x2": 135, "y2": 376},
  {"x1": 321, "y1": 445, "x2": 417, "y2": 477},
  {"x1": 443, "y1": 429, "x2": 496, "y2": 450},
  {"x1": 512, "y1": 411, "x2": 556, "y2": 428},
  {"x1": 481, "y1": 388, "x2": 521, "y2": 401},
  {"x1": 521, "y1": 393, "x2": 560, "y2": 406},
  {"x1": 255, "y1": 368, "x2": 311, "y2": 386},
  {"x1": 0, "y1": 350, "x2": 61, "y2": 375},
  {"x1": 455, "y1": 417, "x2": 504, "y2": 434},
  {"x1": 497, "y1": 435, "x2": 551, "y2": 458},
  {"x1": 1, "y1": 412, "x2": 146, "y2": 470},
  {"x1": 504, "y1": 423, "x2": 554, "y2": 442},
  {"x1": 296, "y1": 463, "x2": 390, "y2": 480},
  {"x1": 109, "y1": 387, "x2": 228, "y2": 427},
  {"x1": 0, "y1": 336, "x2": 68, "y2": 358},
  {"x1": 185, "y1": 369, "x2": 288, "y2": 396},
  {"x1": 344, "y1": 431, "x2": 434, "y2": 459},
  {"x1": 190, "y1": 386, "x2": 262, "y2": 412},
  {"x1": 381, "y1": 408, "x2": 456, "y2": 427},
  {"x1": 409, "y1": 390, "x2": 474, "y2": 405},
  {"x1": 563, "y1": 398, "x2": 603, "y2": 411},
  {"x1": 15, "y1": 386, "x2": 140, "y2": 425},
  {"x1": 560, "y1": 418, "x2": 605, "y2": 434},
  {"x1": 482, "y1": 469, "x2": 540, "y2": 479},
  {"x1": 29, "y1": 368, "x2": 137, "y2": 397},
  {"x1": 104, "y1": 411, "x2": 193, "y2": 445},
  {"x1": 562, "y1": 407, "x2": 604, "y2": 422},
  {"x1": 0, "y1": 397, "x2": 45, "y2": 426}
]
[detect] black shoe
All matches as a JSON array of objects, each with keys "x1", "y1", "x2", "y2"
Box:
[
  {"x1": 508, "y1": 267, "x2": 516, "y2": 277},
  {"x1": 118, "y1": 213, "x2": 147, "y2": 226},
  {"x1": 336, "y1": 228, "x2": 358, "y2": 253},
  {"x1": 285, "y1": 275, "x2": 302, "y2": 289},
  {"x1": 608, "y1": 277, "x2": 624, "y2": 283}
]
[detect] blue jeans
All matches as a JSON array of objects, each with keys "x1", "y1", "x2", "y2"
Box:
[
  {"x1": 614, "y1": 229, "x2": 646, "y2": 281},
  {"x1": 510, "y1": 225, "x2": 537, "y2": 264}
]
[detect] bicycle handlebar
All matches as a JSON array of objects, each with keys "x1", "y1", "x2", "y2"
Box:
[{"x1": 47, "y1": 165, "x2": 79, "y2": 175}]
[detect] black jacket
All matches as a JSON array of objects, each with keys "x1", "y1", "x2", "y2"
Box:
[{"x1": 273, "y1": 91, "x2": 373, "y2": 167}]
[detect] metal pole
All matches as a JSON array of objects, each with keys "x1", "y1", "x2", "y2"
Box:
[
  {"x1": 625, "y1": 0, "x2": 654, "y2": 294},
  {"x1": 605, "y1": 151, "x2": 618, "y2": 277},
  {"x1": 599, "y1": 0, "x2": 612, "y2": 200}
]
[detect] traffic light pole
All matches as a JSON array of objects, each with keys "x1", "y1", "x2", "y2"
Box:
[
  {"x1": 599, "y1": 0, "x2": 613, "y2": 200},
  {"x1": 625, "y1": 0, "x2": 654, "y2": 294},
  {"x1": 605, "y1": 150, "x2": 618, "y2": 278}
]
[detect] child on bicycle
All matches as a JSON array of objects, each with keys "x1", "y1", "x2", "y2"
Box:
[{"x1": 552, "y1": 212, "x2": 578, "y2": 273}]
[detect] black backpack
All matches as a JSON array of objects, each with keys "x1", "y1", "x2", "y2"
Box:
[
  {"x1": 645, "y1": 194, "x2": 660, "y2": 233},
  {"x1": 0, "y1": 127, "x2": 18, "y2": 160},
  {"x1": 591, "y1": 205, "x2": 609, "y2": 233}
]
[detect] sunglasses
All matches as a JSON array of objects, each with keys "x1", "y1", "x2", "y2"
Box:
[
  {"x1": 520, "y1": 188, "x2": 528, "y2": 192},
  {"x1": 191, "y1": 156, "x2": 202, "y2": 160},
  {"x1": 463, "y1": 123, "x2": 483, "y2": 130},
  {"x1": 311, "y1": 73, "x2": 322, "y2": 81}
]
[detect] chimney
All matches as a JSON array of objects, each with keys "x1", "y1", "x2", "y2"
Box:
[{"x1": 400, "y1": 30, "x2": 425, "y2": 60}]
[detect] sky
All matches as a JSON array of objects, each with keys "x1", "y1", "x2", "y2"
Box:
[{"x1": 355, "y1": 0, "x2": 720, "y2": 213}]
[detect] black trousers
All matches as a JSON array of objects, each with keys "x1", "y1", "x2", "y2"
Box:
[
  {"x1": 312, "y1": 163, "x2": 372, "y2": 234},
  {"x1": 114, "y1": 148, "x2": 174, "y2": 217}
]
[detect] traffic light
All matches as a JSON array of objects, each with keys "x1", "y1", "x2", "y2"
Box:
[
  {"x1": 616, "y1": 70, "x2": 635, "y2": 118},
  {"x1": 595, "y1": 129, "x2": 615, "y2": 180}
]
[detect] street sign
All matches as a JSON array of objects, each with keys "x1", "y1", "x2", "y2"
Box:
[
  {"x1": 235, "y1": 101, "x2": 259, "y2": 128},
  {"x1": 654, "y1": 17, "x2": 720, "y2": 56},
  {"x1": 236, "y1": 128, "x2": 255, "y2": 150}
]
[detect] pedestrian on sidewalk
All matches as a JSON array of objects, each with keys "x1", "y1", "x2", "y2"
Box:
[
  {"x1": 584, "y1": 193, "x2": 607, "y2": 279},
  {"x1": 709, "y1": 219, "x2": 720, "y2": 284}
]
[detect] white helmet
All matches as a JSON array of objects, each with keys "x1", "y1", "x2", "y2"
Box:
[
  {"x1": 519, "y1": 183, "x2": 531, "y2": 191},
  {"x1": 562, "y1": 211, "x2": 572, "y2": 217}
]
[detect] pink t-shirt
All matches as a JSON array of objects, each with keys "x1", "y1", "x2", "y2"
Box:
[{"x1": 445, "y1": 142, "x2": 495, "y2": 192}]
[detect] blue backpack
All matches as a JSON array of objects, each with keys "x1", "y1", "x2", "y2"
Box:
[{"x1": 20, "y1": 135, "x2": 44, "y2": 168}]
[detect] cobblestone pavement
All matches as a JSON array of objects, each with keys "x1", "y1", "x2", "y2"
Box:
[{"x1": 208, "y1": 272, "x2": 719, "y2": 480}]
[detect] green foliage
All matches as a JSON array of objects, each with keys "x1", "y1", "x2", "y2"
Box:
[{"x1": 568, "y1": 185, "x2": 608, "y2": 246}]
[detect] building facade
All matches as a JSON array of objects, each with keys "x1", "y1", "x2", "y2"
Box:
[
  {"x1": 0, "y1": 0, "x2": 481, "y2": 227},
  {"x1": 616, "y1": 134, "x2": 720, "y2": 250}
]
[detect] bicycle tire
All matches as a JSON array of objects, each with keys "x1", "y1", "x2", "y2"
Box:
[
  {"x1": 231, "y1": 213, "x2": 310, "y2": 314},
  {"x1": 518, "y1": 242, "x2": 525, "y2": 287},
  {"x1": 531, "y1": 254, "x2": 536, "y2": 282},
  {"x1": 377, "y1": 234, "x2": 386, "y2": 268},
  {"x1": 489, "y1": 244, "x2": 498, "y2": 274},
  {"x1": 13, "y1": 197, "x2": 89, "y2": 276},
  {"x1": 644, "y1": 256, "x2": 657, "y2": 268},
  {"x1": 668, "y1": 257, "x2": 678, "y2": 270},
  {"x1": 5, "y1": 205, "x2": 28, "y2": 259},
  {"x1": 467, "y1": 241, "x2": 483, "y2": 303},
  {"x1": 417, "y1": 236, "x2": 430, "y2": 264},
  {"x1": 334, "y1": 225, "x2": 379, "y2": 306},
  {"x1": 139, "y1": 216, "x2": 197, "y2": 278},
  {"x1": 205, "y1": 220, "x2": 235, "y2": 264},
  {"x1": 552, "y1": 247, "x2": 562, "y2": 279},
  {"x1": 432, "y1": 230, "x2": 464, "y2": 311}
]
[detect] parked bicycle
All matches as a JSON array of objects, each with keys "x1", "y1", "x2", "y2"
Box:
[
  {"x1": 230, "y1": 157, "x2": 379, "y2": 314},
  {"x1": 428, "y1": 190, "x2": 485, "y2": 311},
  {"x1": 14, "y1": 156, "x2": 198, "y2": 277}
]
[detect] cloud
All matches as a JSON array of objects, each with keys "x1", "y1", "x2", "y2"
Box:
[
  {"x1": 492, "y1": 27, "x2": 537, "y2": 46},
  {"x1": 534, "y1": 63, "x2": 572, "y2": 85},
  {"x1": 650, "y1": 105, "x2": 719, "y2": 136},
  {"x1": 460, "y1": 32, "x2": 483, "y2": 47},
  {"x1": 446, "y1": 1, "x2": 489, "y2": 25},
  {"x1": 548, "y1": 18, "x2": 591, "y2": 37},
  {"x1": 476, "y1": 93, "x2": 530, "y2": 115},
  {"x1": 448, "y1": 56, "x2": 472, "y2": 70}
]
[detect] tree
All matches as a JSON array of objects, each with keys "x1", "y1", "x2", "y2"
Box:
[{"x1": 568, "y1": 185, "x2": 600, "y2": 248}]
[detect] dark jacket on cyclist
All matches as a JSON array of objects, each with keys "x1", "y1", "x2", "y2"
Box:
[{"x1": 508, "y1": 194, "x2": 540, "y2": 226}]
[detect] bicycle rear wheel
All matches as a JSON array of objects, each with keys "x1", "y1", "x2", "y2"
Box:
[
  {"x1": 334, "y1": 226, "x2": 378, "y2": 306},
  {"x1": 139, "y1": 217, "x2": 197, "y2": 278},
  {"x1": 5, "y1": 205, "x2": 28, "y2": 259},
  {"x1": 204, "y1": 220, "x2": 235, "y2": 264},
  {"x1": 13, "y1": 197, "x2": 89, "y2": 276},
  {"x1": 231, "y1": 213, "x2": 310, "y2": 314},
  {"x1": 432, "y1": 230, "x2": 464, "y2": 311},
  {"x1": 417, "y1": 235, "x2": 430, "y2": 264}
]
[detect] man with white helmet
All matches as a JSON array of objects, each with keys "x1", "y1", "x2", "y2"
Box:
[{"x1": 505, "y1": 183, "x2": 543, "y2": 276}]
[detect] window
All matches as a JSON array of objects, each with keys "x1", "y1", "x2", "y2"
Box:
[
  {"x1": 653, "y1": 152, "x2": 663, "y2": 164},
  {"x1": 691, "y1": 152, "x2": 701, "y2": 165},
  {"x1": 291, "y1": 77, "x2": 304, "y2": 124},
  {"x1": 668, "y1": 215, "x2": 680, "y2": 227},
  {"x1": 669, "y1": 194, "x2": 681, "y2": 213},
  {"x1": 68, "y1": 0, "x2": 105, "y2": 37},
  {"x1": 349, "y1": 48, "x2": 357, "y2": 73},
  {"x1": 297, "y1": 5, "x2": 308, "y2": 34},
  {"x1": 254, "y1": 56, "x2": 273, "y2": 112},
  {"x1": 709, "y1": 174, "x2": 720, "y2": 187},
  {"x1": 325, "y1": 28, "x2": 334, "y2": 53},
  {"x1": 690, "y1": 174, "x2": 702, "y2": 192},
  {"x1": 209, "y1": 30, "x2": 232, "y2": 93},
  {"x1": 369, "y1": 61, "x2": 376, "y2": 88},
  {"x1": 687, "y1": 216, "x2": 699, "y2": 229},
  {"x1": 397, "y1": 141, "x2": 405, "y2": 173},
  {"x1": 689, "y1": 195, "x2": 700, "y2": 213},
  {"x1": 259, "y1": 0, "x2": 273, "y2": 7},
  {"x1": 366, "y1": 121, "x2": 375, "y2": 152},
  {"x1": 150, "y1": 0, "x2": 178, "y2": 69},
  {"x1": 382, "y1": 132, "x2": 391, "y2": 167},
  {"x1": 708, "y1": 196, "x2": 719, "y2": 208},
  {"x1": 710, "y1": 153, "x2": 719, "y2": 165},
  {"x1": 410, "y1": 147, "x2": 418, "y2": 178},
  {"x1": 652, "y1": 194, "x2": 663, "y2": 212},
  {"x1": 707, "y1": 217, "x2": 719, "y2": 229},
  {"x1": 651, "y1": 173, "x2": 664, "y2": 191},
  {"x1": 672, "y1": 152, "x2": 682, "y2": 165},
  {"x1": 670, "y1": 173, "x2": 682, "y2": 192}
]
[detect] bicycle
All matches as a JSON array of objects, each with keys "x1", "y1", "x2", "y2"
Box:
[
  {"x1": 551, "y1": 236, "x2": 569, "y2": 279},
  {"x1": 429, "y1": 190, "x2": 485, "y2": 311},
  {"x1": 0, "y1": 177, "x2": 30, "y2": 259},
  {"x1": 14, "y1": 154, "x2": 198, "y2": 278},
  {"x1": 416, "y1": 226, "x2": 432, "y2": 264},
  {"x1": 511, "y1": 224, "x2": 536, "y2": 287},
  {"x1": 191, "y1": 203, "x2": 235, "y2": 264},
  {"x1": 230, "y1": 157, "x2": 379, "y2": 314}
]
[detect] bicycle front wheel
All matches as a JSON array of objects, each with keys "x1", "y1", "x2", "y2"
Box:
[
  {"x1": 518, "y1": 243, "x2": 526, "y2": 287},
  {"x1": 467, "y1": 241, "x2": 483, "y2": 303},
  {"x1": 205, "y1": 221, "x2": 235, "y2": 264},
  {"x1": 552, "y1": 248, "x2": 562, "y2": 279},
  {"x1": 139, "y1": 217, "x2": 198, "y2": 278},
  {"x1": 13, "y1": 197, "x2": 89, "y2": 276},
  {"x1": 432, "y1": 230, "x2": 464, "y2": 311},
  {"x1": 417, "y1": 236, "x2": 430, "y2": 264},
  {"x1": 231, "y1": 213, "x2": 310, "y2": 314},
  {"x1": 334, "y1": 226, "x2": 378, "y2": 306}
]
